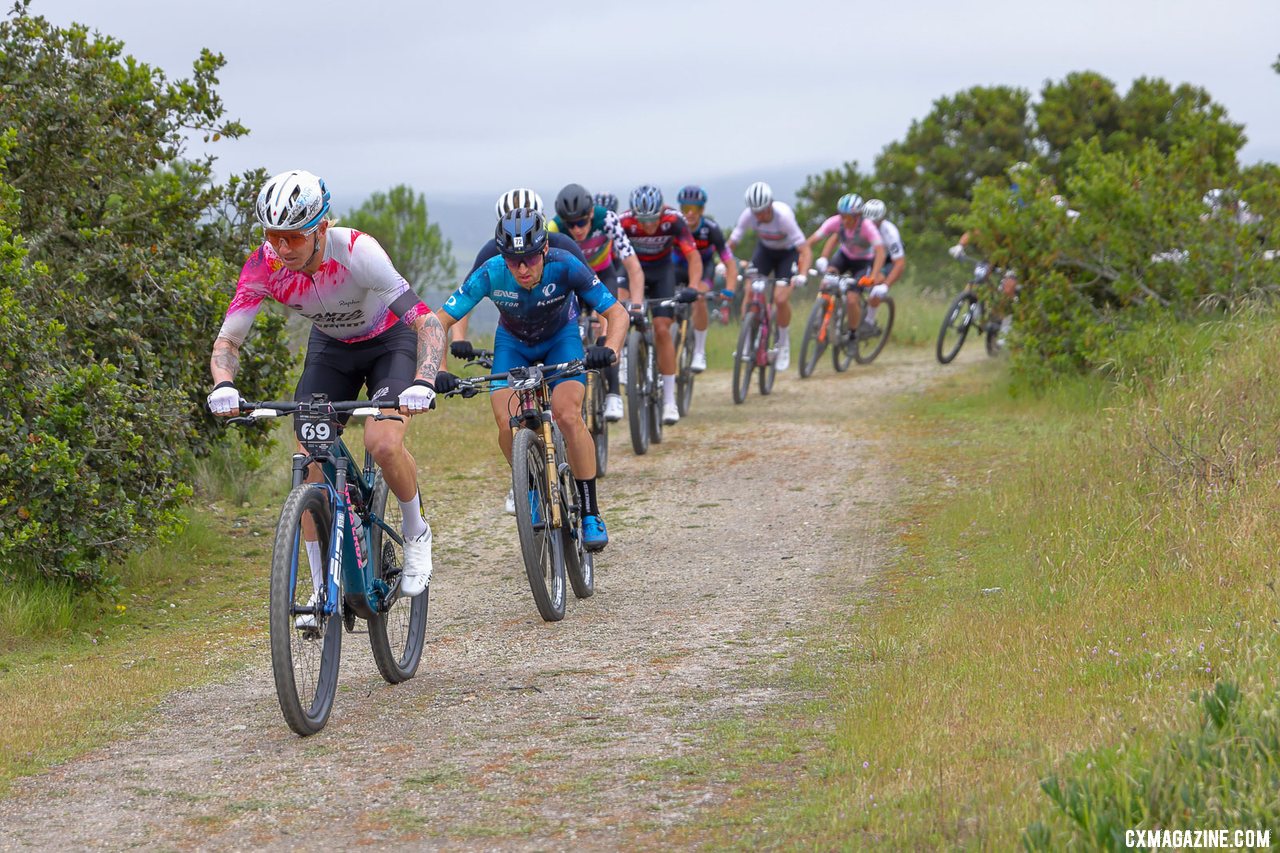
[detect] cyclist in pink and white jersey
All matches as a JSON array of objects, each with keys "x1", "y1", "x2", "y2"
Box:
[
  {"x1": 854, "y1": 198, "x2": 905, "y2": 334},
  {"x1": 806, "y1": 193, "x2": 886, "y2": 338},
  {"x1": 726, "y1": 181, "x2": 812, "y2": 371},
  {"x1": 206, "y1": 170, "x2": 446, "y2": 600}
]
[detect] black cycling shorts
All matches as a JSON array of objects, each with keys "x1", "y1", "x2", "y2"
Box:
[
  {"x1": 832, "y1": 254, "x2": 873, "y2": 278},
  {"x1": 751, "y1": 244, "x2": 798, "y2": 282},
  {"x1": 295, "y1": 324, "x2": 418, "y2": 417},
  {"x1": 640, "y1": 259, "x2": 676, "y2": 319}
]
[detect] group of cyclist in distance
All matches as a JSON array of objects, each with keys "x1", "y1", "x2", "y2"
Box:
[{"x1": 203, "y1": 170, "x2": 911, "y2": 606}]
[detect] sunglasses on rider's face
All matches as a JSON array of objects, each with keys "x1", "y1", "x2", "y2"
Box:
[
  {"x1": 264, "y1": 227, "x2": 317, "y2": 250},
  {"x1": 680, "y1": 205, "x2": 703, "y2": 217},
  {"x1": 502, "y1": 252, "x2": 543, "y2": 270},
  {"x1": 567, "y1": 216, "x2": 591, "y2": 229}
]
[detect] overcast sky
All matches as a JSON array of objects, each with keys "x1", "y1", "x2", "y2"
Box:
[{"x1": 28, "y1": 0, "x2": 1280, "y2": 208}]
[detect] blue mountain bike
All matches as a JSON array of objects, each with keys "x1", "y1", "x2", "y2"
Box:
[{"x1": 228, "y1": 394, "x2": 429, "y2": 736}]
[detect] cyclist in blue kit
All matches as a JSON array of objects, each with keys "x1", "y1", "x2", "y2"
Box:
[{"x1": 433, "y1": 209, "x2": 630, "y2": 550}]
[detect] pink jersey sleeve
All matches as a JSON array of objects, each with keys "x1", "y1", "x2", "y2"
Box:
[
  {"x1": 216, "y1": 246, "x2": 273, "y2": 346},
  {"x1": 860, "y1": 218, "x2": 884, "y2": 246},
  {"x1": 817, "y1": 215, "x2": 842, "y2": 237}
]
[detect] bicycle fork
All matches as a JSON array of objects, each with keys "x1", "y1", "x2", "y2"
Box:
[{"x1": 540, "y1": 414, "x2": 563, "y2": 529}]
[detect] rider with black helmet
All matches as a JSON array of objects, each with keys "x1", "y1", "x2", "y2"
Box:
[
  {"x1": 548, "y1": 183, "x2": 645, "y2": 422},
  {"x1": 433, "y1": 209, "x2": 631, "y2": 551}
]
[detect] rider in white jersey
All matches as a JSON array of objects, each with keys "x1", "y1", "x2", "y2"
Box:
[
  {"x1": 726, "y1": 181, "x2": 812, "y2": 372},
  {"x1": 207, "y1": 171, "x2": 446, "y2": 601},
  {"x1": 856, "y1": 198, "x2": 904, "y2": 331}
]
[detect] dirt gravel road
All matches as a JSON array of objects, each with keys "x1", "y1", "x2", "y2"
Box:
[{"x1": 1, "y1": 346, "x2": 954, "y2": 851}]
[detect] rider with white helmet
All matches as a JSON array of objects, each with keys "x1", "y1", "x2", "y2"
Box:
[
  {"x1": 208, "y1": 170, "x2": 447, "y2": 599},
  {"x1": 726, "y1": 181, "x2": 812, "y2": 372}
]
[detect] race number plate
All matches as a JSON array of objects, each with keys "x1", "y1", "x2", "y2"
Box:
[{"x1": 294, "y1": 409, "x2": 338, "y2": 455}]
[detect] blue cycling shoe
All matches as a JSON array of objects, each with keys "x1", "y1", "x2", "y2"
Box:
[{"x1": 581, "y1": 514, "x2": 608, "y2": 552}]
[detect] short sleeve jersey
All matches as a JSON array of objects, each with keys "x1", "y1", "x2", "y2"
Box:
[
  {"x1": 817, "y1": 215, "x2": 884, "y2": 261},
  {"x1": 217, "y1": 227, "x2": 428, "y2": 345},
  {"x1": 618, "y1": 208, "x2": 698, "y2": 265},
  {"x1": 442, "y1": 247, "x2": 618, "y2": 345},
  {"x1": 729, "y1": 202, "x2": 806, "y2": 250},
  {"x1": 675, "y1": 215, "x2": 734, "y2": 268},
  {"x1": 548, "y1": 206, "x2": 635, "y2": 273},
  {"x1": 877, "y1": 220, "x2": 905, "y2": 262}
]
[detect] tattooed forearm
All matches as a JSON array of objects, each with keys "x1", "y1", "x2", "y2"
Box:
[
  {"x1": 210, "y1": 337, "x2": 241, "y2": 383},
  {"x1": 416, "y1": 312, "x2": 446, "y2": 380}
]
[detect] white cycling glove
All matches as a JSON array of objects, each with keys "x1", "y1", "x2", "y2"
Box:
[
  {"x1": 814, "y1": 256, "x2": 829, "y2": 274},
  {"x1": 948, "y1": 244, "x2": 966, "y2": 260},
  {"x1": 399, "y1": 381, "x2": 437, "y2": 413},
  {"x1": 207, "y1": 383, "x2": 240, "y2": 415}
]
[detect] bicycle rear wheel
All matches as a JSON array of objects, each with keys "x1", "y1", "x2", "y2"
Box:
[
  {"x1": 758, "y1": 315, "x2": 778, "y2": 395},
  {"x1": 367, "y1": 474, "x2": 428, "y2": 684},
  {"x1": 798, "y1": 296, "x2": 829, "y2": 378},
  {"x1": 732, "y1": 310, "x2": 758, "y2": 404},
  {"x1": 675, "y1": 318, "x2": 696, "y2": 417},
  {"x1": 853, "y1": 297, "x2": 895, "y2": 364},
  {"x1": 269, "y1": 484, "x2": 342, "y2": 736},
  {"x1": 512, "y1": 428, "x2": 566, "y2": 622},
  {"x1": 553, "y1": 426, "x2": 594, "y2": 600},
  {"x1": 936, "y1": 292, "x2": 976, "y2": 364},
  {"x1": 624, "y1": 330, "x2": 650, "y2": 455}
]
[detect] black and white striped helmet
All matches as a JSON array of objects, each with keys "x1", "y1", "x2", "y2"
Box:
[
  {"x1": 255, "y1": 170, "x2": 330, "y2": 231},
  {"x1": 494, "y1": 188, "x2": 544, "y2": 220},
  {"x1": 860, "y1": 199, "x2": 887, "y2": 222},
  {"x1": 745, "y1": 181, "x2": 773, "y2": 212}
]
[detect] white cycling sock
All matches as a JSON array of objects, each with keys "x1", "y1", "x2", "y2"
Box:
[
  {"x1": 866, "y1": 305, "x2": 878, "y2": 323},
  {"x1": 693, "y1": 328, "x2": 707, "y2": 355},
  {"x1": 778, "y1": 326, "x2": 790, "y2": 346},
  {"x1": 662, "y1": 374, "x2": 676, "y2": 406},
  {"x1": 399, "y1": 491, "x2": 428, "y2": 540},
  {"x1": 305, "y1": 540, "x2": 323, "y2": 596}
]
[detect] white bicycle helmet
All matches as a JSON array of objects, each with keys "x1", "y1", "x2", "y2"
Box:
[
  {"x1": 745, "y1": 181, "x2": 773, "y2": 212},
  {"x1": 495, "y1": 187, "x2": 544, "y2": 219},
  {"x1": 255, "y1": 170, "x2": 331, "y2": 231},
  {"x1": 860, "y1": 198, "x2": 887, "y2": 222}
]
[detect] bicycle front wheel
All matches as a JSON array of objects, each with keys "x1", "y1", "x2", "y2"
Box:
[
  {"x1": 269, "y1": 484, "x2": 342, "y2": 736},
  {"x1": 367, "y1": 474, "x2": 428, "y2": 684},
  {"x1": 624, "y1": 330, "x2": 650, "y2": 455},
  {"x1": 798, "y1": 296, "x2": 828, "y2": 378},
  {"x1": 587, "y1": 370, "x2": 608, "y2": 477},
  {"x1": 832, "y1": 298, "x2": 855, "y2": 373},
  {"x1": 758, "y1": 316, "x2": 778, "y2": 395},
  {"x1": 732, "y1": 311, "x2": 758, "y2": 404},
  {"x1": 512, "y1": 428, "x2": 566, "y2": 622},
  {"x1": 854, "y1": 297, "x2": 895, "y2": 364},
  {"x1": 646, "y1": 334, "x2": 664, "y2": 444},
  {"x1": 936, "y1": 292, "x2": 976, "y2": 364},
  {"x1": 676, "y1": 319, "x2": 696, "y2": 417}
]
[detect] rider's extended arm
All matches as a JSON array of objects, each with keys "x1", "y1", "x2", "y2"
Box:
[
  {"x1": 210, "y1": 336, "x2": 240, "y2": 385},
  {"x1": 413, "y1": 310, "x2": 446, "y2": 383},
  {"x1": 622, "y1": 253, "x2": 645, "y2": 302},
  {"x1": 600, "y1": 302, "x2": 630, "y2": 356},
  {"x1": 870, "y1": 243, "x2": 886, "y2": 280}
]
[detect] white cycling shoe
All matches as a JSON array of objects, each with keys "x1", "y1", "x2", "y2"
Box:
[
  {"x1": 775, "y1": 346, "x2": 791, "y2": 372},
  {"x1": 691, "y1": 351, "x2": 707, "y2": 373},
  {"x1": 400, "y1": 525, "x2": 433, "y2": 597},
  {"x1": 504, "y1": 487, "x2": 516, "y2": 515},
  {"x1": 295, "y1": 592, "x2": 319, "y2": 630},
  {"x1": 604, "y1": 394, "x2": 624, "y2": 422},
  {"x1": 662, "y1": 402, "x2": 680, "y2": 425}
]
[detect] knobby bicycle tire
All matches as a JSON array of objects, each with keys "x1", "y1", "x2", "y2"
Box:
[
  {"x1": 624, "y1": 330, "x2": 650, "y2": 455},
  {"x1": 936, "y1": 291, "x2": 977, "y2": 364},
  {"x1": 512, "y1": 428, "x2": 566, "y2": 622},
  {"x1": 832, "y1": 297, "x2": 854, "y2": 373},
  {"x1": 676, "y1": 316, "x2": 696, "y2": 417},
  {"x1": 646, "y1": 332, "x2": 664, "y2": 444},
  {"x1": 798, "y1": 297, "x2": 829, "y2": 378},
  {"x1": 367, "y1": 474, "x2": 428, "y2": 685},
  {"x1": 732, "y1": 310, "x2": 758, "y2": 404},
  {"x1": 269, "y1": 484, "x2": 342, "y2": 736},
  {"x1": 586, "y1": 370, "x2": 608, "y2": 477},
  {"x1": 758, "y1": 312, "x2": 778, "y2": 395},
  {"x1": 853, "y1": 296, "x2": 895, "y2": 365}
]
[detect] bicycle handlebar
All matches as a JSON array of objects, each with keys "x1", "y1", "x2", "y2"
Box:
[
  {"x1": 226, "y1": 398, "x2": 415, "y2": 425},
  {"x1": 444, "y1": 359, "x2": 586, "y2": 396}
]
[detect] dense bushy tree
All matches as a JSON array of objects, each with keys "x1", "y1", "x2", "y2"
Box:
[{"x1": 0, "y1": 3, "x2": 292, "y2": 583}]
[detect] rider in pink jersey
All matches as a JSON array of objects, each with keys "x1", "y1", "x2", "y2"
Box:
[
  {"x1": 726, "y1": 181, "x2": 812, "y2": 372},
  {"x1": 806, "y1": 193, "x2": 886, "y2": 339},
  {"x1": 207, "y1": 170, "x2": 446, "y2": 600}
]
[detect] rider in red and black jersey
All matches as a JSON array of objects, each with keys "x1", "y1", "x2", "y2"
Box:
[{"x1": 618, "y1": 185, "x2": 701, "y2": 426}]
